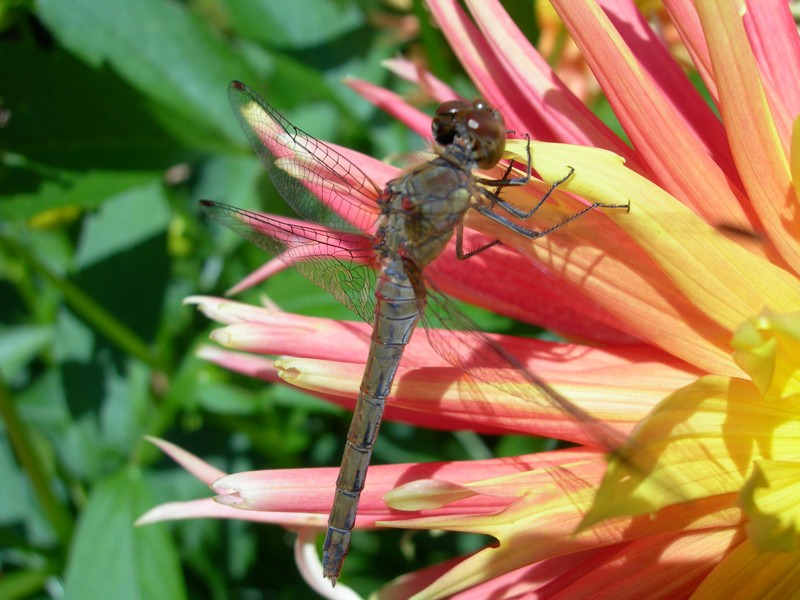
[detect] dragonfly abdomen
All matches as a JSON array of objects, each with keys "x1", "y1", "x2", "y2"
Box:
[{"x1": 323, "y1": 263, "x2": 421, "y2": 583}]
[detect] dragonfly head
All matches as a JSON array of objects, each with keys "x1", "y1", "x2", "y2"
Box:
[{"x1": 432, "y1": 99, "x2": 506, "y2": 169}]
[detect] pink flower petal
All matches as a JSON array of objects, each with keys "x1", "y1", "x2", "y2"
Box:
[
  {"x1": 551, "y1": 0, "x2": 753, "y2": 234},
  {"x1": 344, "y1": 77, "x2": 432, "y2": 139},
  {"x1": 743, "y1": 0, "x2": 800, "y2": 149},
  {"x1": 465, "y1": 0, "x2": 640, "y2": 163},
  {"x1": 696, "y1": 1, "x2": 800, "y2": 271}
]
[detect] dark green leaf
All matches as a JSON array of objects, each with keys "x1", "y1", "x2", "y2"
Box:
[
  {"x1": 37, "y1": 0, "x2": 259, "y2": 144},
  {"x1": 0, "y1": 45, "x2": 189, "y2": 169},
  {"x1": 72, "y1": 182, "x2": 171, "y2": 344},
  {"x1": 0, "y1": 166, "x2": 159, "y2": 221}
]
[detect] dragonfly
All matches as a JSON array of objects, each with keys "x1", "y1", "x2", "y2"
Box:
[{"x1": 201, "y1": 81, "x2": 630, "y2": 585}]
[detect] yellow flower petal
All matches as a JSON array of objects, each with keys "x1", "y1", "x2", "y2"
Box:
[
  {"x1": 583, "y1": 374, "x2": 800, "y2": 527},
  {"x1": 504, "y1": 140, "x2": 800, "y2": 374},
  {"x1": 732, "y1": 311, "x2": 800, "y2": 399},
  {"x1": 792, "y1": 115, "x2": 800, "y2": 205},
  {"x1": 691, "y1": 540, "x2": 800, "y2": 600},
  {"x1": 741, "y1": 460, "x2": 800, "y2": 552}
]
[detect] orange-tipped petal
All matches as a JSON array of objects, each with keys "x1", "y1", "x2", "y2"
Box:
[
  {"x1": 465, "y1": 0, "x2": 638, "y2": 162},
  {"x1": 662, "y1": 0, "x2": 717, "y2": 101},
  {"x1": 425, "y1": 0, "x2": 546, "y2": 138},
  {"x1": 696, "y1": 0, "x2": 800, "y2": 270},
  {"x1": 551, "y1": 0, "x2": 751, "y2": 232},
  {"x1": 390, "y1": 479, "x2": 742, "y2": 598},
  {"x1": 742, "y1": 0, "x2": 800, "y2": 148},
  {"x1": 503, "y1": 140, "x2": 800, "y2": 373},
  {"x1": 792, "y1": 115, "x2": 800, "y2": 206}
]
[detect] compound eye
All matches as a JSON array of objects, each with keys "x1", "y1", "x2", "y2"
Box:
[
  {"x1": 463, "y1": 109, "x2": 506, "y2": 168},
  {"x1": 471, "y1": 99, "x2": 489, "y2": 112},
  {"x1": 435, "y1": 100, "x2": 472, "y2": 117},
  {"x1": 464, "y1": 109, "x2": 504, "y2": 137},
  {"x1": 432, "y1": 100, "x2": 472, "y2": 145}
]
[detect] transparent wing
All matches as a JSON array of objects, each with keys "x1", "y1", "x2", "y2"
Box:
[
  {"x1": 201, "y1": 201, "x2": 377, "y2": 323},
  {"x1": 419, "y1": 283, "x2": 666, "y2": 484},
  {"x1": 228, "y1": 81, "x2": 381, "y2": 233}
]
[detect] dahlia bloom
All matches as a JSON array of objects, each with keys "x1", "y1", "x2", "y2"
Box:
[{"x1": 141, "y1": 1, "x2": 800, "y2": 597}]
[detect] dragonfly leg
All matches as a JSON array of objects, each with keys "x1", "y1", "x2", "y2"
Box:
[
  {"x1": 474, "y1": 133, "x2": 532, "y2": 189},
  {"x1": 482, "y1": 166, "x2": 576, "y2": 220},
  {"x1": 455, "y1": 222, "x2": 502, "y2": 260},
  {"x1": 475, "y1": 196, "x2": 629, "y2": 240}
]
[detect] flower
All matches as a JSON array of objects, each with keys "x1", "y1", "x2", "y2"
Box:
[{"x1": 143, "y1": 0, "x2": 800, "y2": 597}]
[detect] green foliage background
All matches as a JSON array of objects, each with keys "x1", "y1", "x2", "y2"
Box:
[{"x1": 0, "y1": 1, "x2": 548, "y2": 597}]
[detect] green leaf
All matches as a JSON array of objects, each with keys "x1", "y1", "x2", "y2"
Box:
[
  {"x1": 0, "y1": 430, "x2": 34, "y2": 525},
  {"x1": 37, "y1": 0, "x2": 259, "y2": 144},
  {"x1": 63, "y1": 467, "x2": 186, "y2": 600},
  {"x1": 72, "y1": 182, "x2": 171, "y2": 344},
  {"x1": 0, "y1": 324, "x2": 53, "y2": 381},
  {"x1": 0, "y1": 45, "x2": 188, "y2": 170},
  {"x1": 225, "y1": 0, "x2": 364, "y2": 50},
  {"x1": 0, "y1": 166, "x2": 159, "y2": 221},
  {"x1": 74, "y1": 182, "x2": 170, "y2": 269},
  {"x1": 196, "y1": 381, "x2": 258, "y2": 416}
]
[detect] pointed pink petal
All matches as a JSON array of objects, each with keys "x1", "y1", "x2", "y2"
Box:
[
  {"x1": 139, "y1": 497, "x2": 328, "y2": 528},
  {"x1": 137, "y1": 498, "x2": 256, "y2": 524},
  {"x1": 194, "y1": 299, "x2": 701, "y2": 377},
  {"x1": 696, "y1": 0, "x2": 800, "y2": 271},
  {"x1": 424, "y1": 0, "x2": 552, "y2": 139},
  {"x1": 196, "y1": 345, "x2": 281, "y2": 383},
  {"x1": 464, "y1": 0, "x2": 639, "y2": 164},
  {"x1": 144, "y1": 436, "x2": 227, "y2": 484},
  {"x1": 344, "y1": 77, "x2": 431, "y2": 139},
  {"x1": 662, "y1": 0, "x2": 717, "y2": 101},
  {"x1": 743, "y1": 0, "x2": 800, "y2": 148},
  {"x1": 225, "y1": 257, "x2": 290, "y2": 295},
  {"x1": 551, "y1": 0, "x2": 753, "y2": 233},
  {"x1": 273, "y1": 354, "x2": 684, "y2": 445},
  {"x1": 381, "y1": 57, "x2": 459, "y2": 102},
  {"x1": 211, "y1": 450, "x2": 598, "y2": 525}
]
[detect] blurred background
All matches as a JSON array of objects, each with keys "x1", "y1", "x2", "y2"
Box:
[{"x1": 0, "y1": 1, "x2": 577, "y2": 598}]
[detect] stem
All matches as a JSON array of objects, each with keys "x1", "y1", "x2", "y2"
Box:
[{"x1": 0, "y1": 379, "x2": 74, "y2": 544}]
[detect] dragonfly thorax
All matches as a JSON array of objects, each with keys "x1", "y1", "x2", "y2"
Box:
[{"x1": 376, "y1": 156, "x2": 474, "y2": 269}]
